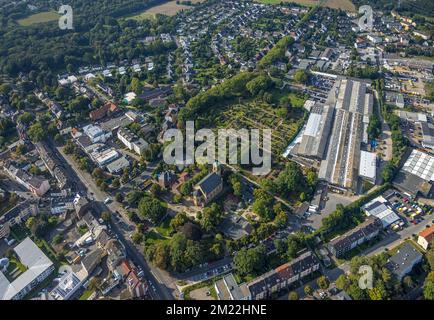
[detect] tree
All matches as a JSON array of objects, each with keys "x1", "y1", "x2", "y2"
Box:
[
  {"x1": 233, "y1": 245, "x2": 266, "y2": 276},
  {"x1": 150, "y1": 183, "x2": 162, "y2": 197},
  {"x1": 17, "y1": 112, "x2": 35, "y2": 125},
  {"x1": 229, "y1": 174, "x2": 243, "y2": 197},
  {"x1": 170, "y1": 212, "x2": 189, "y2": 231},
  {"x1": 152, "y1": 243, "x2": 170, "y2": 269},
  {"x1": 403, "y1": 276, "x2": 414, "y2": 291},
  {"x1": 273, "y1": 210, "x2": 288, "y2": 229},
  {"x1": 112, "y1": 178, "x2": 120, "y2": 189},
  {"x1": 246, "y1": 74, "x2": 272, "y2": 96},
  {"x1": 288, "y1": 291, "x2": 299, "y2": 300},
  {"x1": 424, "y1": 281, "x2": 434, "y2": 300},
  {"x1": 336, "y1": 274, "x2": 350, "y2": 290},
  {"x1": 53, "y1": 234, "x2": 63, "y2": 245},
  {"x1": 26, "y1": 217, "x2": 36, "y2": 229},
  {"x1": 199, "y1": 203, "x2": 223, "y2": 233},
  {"x1": 115, "y1": 192, "x2": 124, "y2": 203},
  {"x1": 317, "y1": 276, "x2": 330, "y2": 290},
  {"x1": 252, "y1": 188, "x2": 275, "y2": 221},
  {"x1": 424, "y1": 271, "x2": 434, "y2": 300},
  {"x1": 426, "y1": 246, "x2": 434, "y2": 271},
  {"x1": 15, "y1": 144, "x2": 27, "y2": 155},
  {"x1": 101, "y1": 211, "x2": 111, "y2": 223},
  {"x1": 92, "y1": 168, "x2": 104, "y2": 179},
  {"x1": 132, "y1": 232, "x2": 143, "y2": 244},
  {"x1": 180, "y1": 222, "x2": 202, "y2": 241},
  {"x1": 28, "y1": 122, "x2": 46, "y2": 142},
  {"x1": 88, "y1": 277, "x2": 101, "y2": 291},
  {"x1": 275, "y1": 162, "x2": 306, "y2": 196},
  {"x1": 138, "y1": 195, "x2": 166, "y2": 223},
  {"x1": 173, "y1": 194, "x2": 183, "y2": 204},
  {"x1": 126, "y1": 191, "x2": 142, "y2": 206},
  {"x1": 304, "y1": 285, "x2": 313, "y2": 296},
  {"x1": 294, "y1": 69, "x2": 309, "y2": 84}
]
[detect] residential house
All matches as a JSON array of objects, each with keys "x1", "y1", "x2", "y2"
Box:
[
  {"x1": 247, "y1": 251, "x2": 320, "y2": 300},
  {"x1": 215, "y1": 273, "x2": 250, "y2": 300},
  {"x1": 105, "y1": 239, "x2": 127, "y2": 272},
  {"x1": 4, "y1": 163, "x2": 50, "y2": 197},
  {"x1": 418, "y1": 225, "x2": 434, "y2": 250},
  {"x1": 328, "y1": 217, "x2": 382, "y2": 257},
  {"x1": 0, "y1": 222, "x2": 10, "y2": 239},
  {"x1": 126, "y1": 270, "x2": 148, "y2": 299},
  {"x1": 89, "y1": 101, "x2": 118, "y2": 122},
  {"x1": 80, "y1": 248, "x2": 103, "y2": 276}
]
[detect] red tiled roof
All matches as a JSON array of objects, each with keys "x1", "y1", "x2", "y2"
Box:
[{"x1": 419, "y1": 225, "x2": 434, "y2": 240}]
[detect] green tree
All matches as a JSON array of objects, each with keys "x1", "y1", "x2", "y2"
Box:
[
  {"x1": 288, "y1": 291, "x2": 299, "y2": 300},
  {"x1": 28, "y1": 122, "x2": 46, "y2": 142},
  {"x1": 53, "y1": 234, "x2": 63, "y2": 245},
  {"x1": 252, "y1": 188, "x2": 275, "y2": 221},
  {"x1": 304, "y1": 285, "x2": 313, "y2": 296},
  {"x1": 317, "y1": 276, "x2": 330, "y2": 290},
  {"x1": 233, "y1": 245, "x2": 266, "y2": 276},
  {"x1": 294, "y1": 69, "x2": 309, "y2": 84},
  {"x1": 132, "y1": 232, "x2": 143, "y2": 244},
  {"x1": 138, "y1": 195, "x2": 166, "y2": 223},
  {"x1": 101, "y1": 211, "x2": 111, "y2": 223},
  {"x1": 17, "y1": 112, "x2": 35, "y2": 125}
]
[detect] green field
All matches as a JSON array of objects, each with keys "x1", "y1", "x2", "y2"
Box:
[
  {"x1": 125, "y1": 12, "x2": 157, "y2": 21},
  {"x1": 124, "y1": 0, "x2": 202, "y2": 21},
  {"x1": 17, "y1": 11, "x2": 59, "y2": 26}
]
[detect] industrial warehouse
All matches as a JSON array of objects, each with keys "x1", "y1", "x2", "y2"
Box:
[{"x1": 291, "y1": 78, "x2": 376, "y2": 193}]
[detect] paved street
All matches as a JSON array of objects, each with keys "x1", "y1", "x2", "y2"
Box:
[{"x1": 47, "y1": 140, "x2": 175, "y2": 300}]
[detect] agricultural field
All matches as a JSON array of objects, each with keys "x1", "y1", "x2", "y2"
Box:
[
  {"x1": 16, "y1": 11, "x2": 59, "y2": 26},
  {"x1": 256, "y1": 0, "x2": 356, "y2": 12},
  {"x1": 214, "y1": 100, "x2": 306, "y2": 156},
  {"x1": 126, "y1": 0, "x2": 203, "y2": 20}
]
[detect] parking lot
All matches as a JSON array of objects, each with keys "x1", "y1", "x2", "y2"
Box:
[
  {"x1": 302, "y1": 187, "x2": 357, "y2": 230},
  {"x1": 386, "y1": 190, "x2": 433, "y2": 228}
]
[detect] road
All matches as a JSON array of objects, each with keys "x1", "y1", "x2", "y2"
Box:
[{"x1": 45, "y1": 139, "x2": 175, "y2": 300}]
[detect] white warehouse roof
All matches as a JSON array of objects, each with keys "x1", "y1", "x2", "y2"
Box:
[
  {"x1": 363, "y1": 196, "x2": 401, "y2": 228},
  {"x1": 402, "y1": 149, "x2": 434, "y2": 182},
  {"x1": 359, "y1": 151, "x2": 377, "y2": 181}
]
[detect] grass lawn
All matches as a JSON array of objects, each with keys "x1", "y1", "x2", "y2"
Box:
[
  {"x1": 17, "y1": 11, "x2": 59, "y2": 26},
  {"x1": 144, "y1": 230, "x2": 169, "y2": 246},
  {"x1": 155, "y1": 215, "x2": 173, "y2": 237},
  {"x1": 287, "y1": 92, "x2": 306, "y2": 108},
  {"x1": 79, "y1": 289, "x2": 95, "y2": 300}
]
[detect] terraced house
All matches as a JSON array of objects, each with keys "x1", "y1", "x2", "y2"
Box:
[{"x1": 246, "y1": 251, "x2": 320, "y2": 300}]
